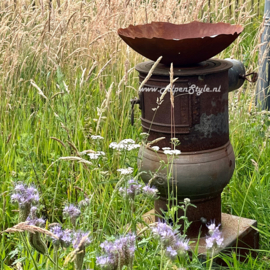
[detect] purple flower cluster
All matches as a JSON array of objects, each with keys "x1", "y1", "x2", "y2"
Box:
[
  {"x1": 119, "y1": 179, "x2": 142, "y2": 200},
  {"x1": 96, "y1": 234, "x2": 136, "y2": 269},
  {"x1": 63, "y1": 204, "x2": 81, "y2": 226},
  {"x1": 142, "y1": 185, "x2": 158, "y2": 199},
  {"x1": 72, "y1": 231, "x2": 91, "y2": 250},
  {"x1": 26, "y1": 206, "x2": 45, "y2": 227},
  {"x1": 49, "y1": 224, "x2": 73, "y2": 248},
  {"x1": 11, "y1": 183, "x2": 39, "y2": 208},
  {"x1": 63, "y1": 204, "x2": 81, "y2": 219},
  {"x1": 152, "y1": 222, "x2": 189, "y2": 260},
  {"x1": 205, "y1": 222, "x2": 224, "y2": 249}
]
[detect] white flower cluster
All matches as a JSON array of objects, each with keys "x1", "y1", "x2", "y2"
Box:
[
  {"x1": 117, "y1": 167, "x2": 134, "y2": 175},
  {"x1": 91, "y1": 135, "x2": 104, "y2": 140},
  {"x1": 109, "y1": 139, "x2": 140, "y2": 151},
  {"x1": 88, "y1": 151, "x2": 105, "y2": 160},
  {"x1": 162, "y1": 147, "x2": 181, "y2": 155}
]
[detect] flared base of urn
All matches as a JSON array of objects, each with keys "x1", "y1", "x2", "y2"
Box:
[{"x1": 154, "y1": 195, "x2": 221, "y2": 238}]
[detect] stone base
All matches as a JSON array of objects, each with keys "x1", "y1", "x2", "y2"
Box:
[{"x1": 142, "y1": 210, "x2": 259, "y2": 262}]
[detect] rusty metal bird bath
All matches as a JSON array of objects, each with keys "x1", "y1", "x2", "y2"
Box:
[
  {"x1": 118, "y1": 21, "x2": 244, "y2": 66},
  {"x1": 118, "y1": 20, "x2": 258, "y2": 257}
]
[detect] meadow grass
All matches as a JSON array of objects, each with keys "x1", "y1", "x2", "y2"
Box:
[{"x1": 0, "y1": 0, "x2": 270, "y2": 269}]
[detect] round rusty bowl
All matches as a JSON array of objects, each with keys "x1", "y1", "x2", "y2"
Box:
[{"x1": 118, "y1": 21, "x2": 243, "y2": 66}]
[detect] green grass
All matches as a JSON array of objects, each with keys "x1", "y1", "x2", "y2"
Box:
[{"x1": 0, "y1": 0, "x2": 270, "y2": 269}]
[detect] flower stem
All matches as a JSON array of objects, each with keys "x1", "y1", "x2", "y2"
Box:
[
  {"x1": 160, "y1": 249, "x2": 164, "y2": 270},
  {"x1": 208, "y1": 248, "x2": 215, "y2": 270},
  {"x1": 20, "y1": 232, "x2": 39, "y2": 270},
  {"x1": 53, "y1": 247, "x2": 59, "y2": 270}
]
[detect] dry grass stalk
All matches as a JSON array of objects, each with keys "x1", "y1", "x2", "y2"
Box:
[
  {"x1": 146, "y1": 137, "x2": 165, "y2": 147},
  {"x1": 44, "y1": 156, "x2": 92, "y2": 176},
  {"x1": 3, "y1": 222, "x2": 59, "y2": 239},
  {"x1": 138, "y1": 56, "x2": 162, "y2": 92},
  {"x1": 169, "y1": 63, "x2": 174, "y2": 108},
  {"x1": 30, "y1": 79, "x2": 48, "y2": 100},
  {"x1": 50, "y1": 137, "x2": 66, "y2": 148}
]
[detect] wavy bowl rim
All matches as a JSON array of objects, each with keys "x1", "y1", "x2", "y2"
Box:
[{"x1": 117, "y1": 21, "x2": 244, "y2": 41}]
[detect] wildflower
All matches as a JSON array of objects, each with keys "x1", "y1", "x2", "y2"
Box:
[
  {"x1": 184, "y1": 198, "x2": 190, "y2": 205},
  {"x1": 142, "y1": 185, "x2": 158, "y2": 199},
  {"x1": 91, "y1": 135, "x2": 104, "y2": 140},
  {"x1": 151, "y1": 222, "x2": 189, "y2": 260},
  {"x1": 49, "y1": 225, "x2": 72, "y2": 248},
  {"x1": 11, "y1": 183, "x2": 40, "y2": 221},
  {"x1": 96, "y1": 255, "x2": 115, "y2": 270},
  {"x1": 61, "y1": 229, "x2": 73, "y2": 248},
  {"x1": 162, "y1": 147, "x2": 171, "y2": 150},
  {"x1": 79, "y1": 198, "x2": 90, "y2": 208},
  {"x1": 97, "y1": 234, "x2": 136, "y2": 269},
  {"x1": 11, "y1": 183, "x2": 40, "y2": 207},
  {"x1": 88, "y1": 151, "x2": 105, "y2": 160},
  {"x1": 205, "y1": 222, "x2": 223, "y2": 249},
  {"x1": 119, "y1": 179, "x2": 142, "y2": 200},
  {"x1": 151, "y1": 146, "x2": 160, "y2": 151},
  {"x1": 206, "y1": 221, "x2": 220, "y2": 236},
  {"x1": 72, "y1": 231, "x2": 91, "y2": 249},
  {"x1": 152, "y1": 222, "x2": 176, "y2": 247},
  {"x1": 63, "y1": 204, "x2": 81, "y2": 226},
  {"x1": 163, "y1": 149, "x2": 181, "y2": 155},
  {"x1": 26, "y1": 216, "x2": 45, "y2": 227},
  {"x1": 109, "y1": 139, "x2": 140, "y2": 151},
  {"x1": 72, "y1": 231, "x2": 91, "y2": 270},
  {"x1": 165, "y1": 246, "x2": 178, "y2": 260},
  {"x1": 174, "y1": 238, "x2": 189, "y2": 255},
  {"x1": 117, "y1": 167, "x2": 133, "y2": 175},
  {"x1": 49, "y1": 225, "x2": 63, "y2": 247}
]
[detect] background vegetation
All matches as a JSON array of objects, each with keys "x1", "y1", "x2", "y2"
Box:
[{"x1": 0, "y1": 0, "x2": 269, "y2": 269}]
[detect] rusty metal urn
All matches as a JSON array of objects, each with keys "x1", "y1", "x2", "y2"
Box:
[{"x1": 118, "y1": 21, "x2": 257, "y2": 238}]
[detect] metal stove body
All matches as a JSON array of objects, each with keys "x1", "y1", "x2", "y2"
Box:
[{"x1": 133, "y1": 59, "x2": 244, "y2": 237}]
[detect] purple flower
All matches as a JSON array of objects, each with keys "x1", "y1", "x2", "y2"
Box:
[
  {"x1": 61, "y1": 229, "x2": 73, "y2": 248},
  {"x1": 206, "y1": 223, "x2": 223, "y2": 249},
  {"x1": 151, "y1": 222, "x2": 189, "y2": 260},
  {"x1": 119, "y1": 179, "x2": 142, "y2": 200},
  {"x1": 206, "y1": 221, "x2": 220, "y2": 236},
  {"x1": 49, "y1": 225, "x2": 73, "y2": 248},
  {"x1": 11, "y1": 183, "x2": 40, "y2": 208},
  {"x1": 49, "y1": 225, "x2": 63, "y2": 246},
  {"x1": 152, "y1": 222, "x2": 176, "y2": 247},
  {"x1": 98, "y1": 234, "x2": 136, "y2": 269},
  {"x1": 142, "y1": 185, "x2": 158, "y2": 198},
  {"x1": 26, "y1": 206, "x2": 45, "y2": 227},
  {"x1": 96, "y1": 255, "x2": 115, "y2": 270},
  {"x1": 27, "y1": 217, "x2": 45, "y2": 227},
  {"x1": 165, "y1": 246, "x2": 178, "y2": 260},
  {"x1": 63, "y1": 204, "x2": 81, "y2": 226},
  {"x1": 72, "y1": 231, "x2": 91, "y2": 250},
  {"x1": 174, "y1": 238, "x2": 189, "y2": 255}
]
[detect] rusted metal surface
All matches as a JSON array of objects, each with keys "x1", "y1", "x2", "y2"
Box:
[
  {"x1": 135, "y1": 59, "x2": 232, "y2": 151},
  {"x1": 118, "y1": 21, "x2": 243, "y2": 66},
  {"x1": 138, "y1": 141, "x2": 235, "y2": 200}
]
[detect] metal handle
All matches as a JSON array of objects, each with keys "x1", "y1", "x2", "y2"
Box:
[
  {"x1": 239, "y1": 72, "x2": 258, "y2": 83},
  {"x1": 130, "y1": 98, "x2": 140, "y2": 125}
]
